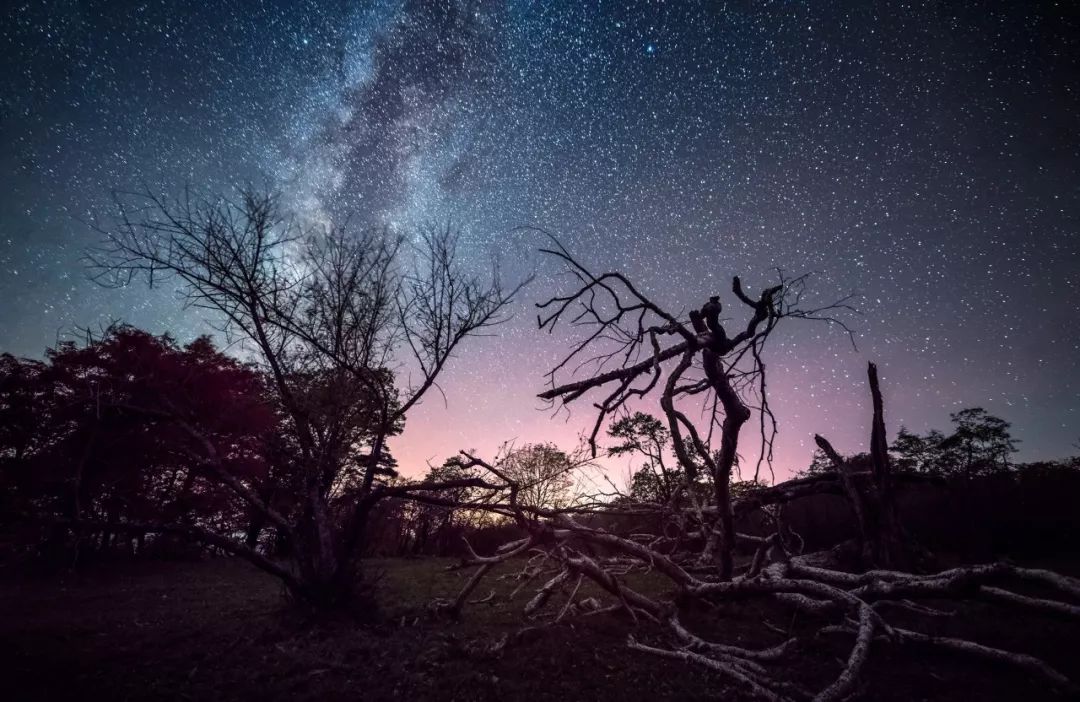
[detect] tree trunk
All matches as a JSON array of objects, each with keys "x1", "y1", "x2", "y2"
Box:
[
  {"x1": 704, "y1": 349, "x2": 752, "y2": 580},
  {"x1": 866, "y1": 362, "x2": 905, "y2": 568},
  {"x1": 816, "y1": 362, "x2": 916, "y2": 571}
]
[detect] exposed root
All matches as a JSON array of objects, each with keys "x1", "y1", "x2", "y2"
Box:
[{"x1": 429, "y1": 358, "x2": 1080, "y2": 699}]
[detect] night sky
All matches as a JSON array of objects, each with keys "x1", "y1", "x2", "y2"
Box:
[{"x1": 2, "y1": 1, "x2": 1078, "y2": 479}]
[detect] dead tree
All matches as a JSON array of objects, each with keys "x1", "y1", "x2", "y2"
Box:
[
  {"x1": 813, "y1": 363, "x2": 911, "y2": 570},
  {"x1": 84, "y1": 188, "x2": 523, "y2": 607},
  {"x1": 433, "y1": 246, "x2": 1080, "y2": 699},
  {"x1": 442, "y1": 375, "x2": 1080, "y2": 700},
  {"x1": 533, "y1": 237, "x2": 852, "y2": 579}
]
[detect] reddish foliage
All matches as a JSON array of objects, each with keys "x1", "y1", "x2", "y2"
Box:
[{"x1": 0, "y1": 327, "x2": 274, "y2": 553}]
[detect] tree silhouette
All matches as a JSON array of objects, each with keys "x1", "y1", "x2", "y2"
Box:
[
  {"x1": 608, "y1": 412, "x2": 684, "y2": 504},
  {"x1": 498, "y1": 443, "x2": 576, "y2": 511},
  {"x1": 891, "y1": 408, "x2": 1019, "y2": 478},
  {"x1": 0, "y1": 328, "x2": 276, "y2": 562},
  {"x1": 944, "y1": 407, "x2": 1019, "y2": 476},
  {"x1": 532, "y1": 236, "x2": 853, "y2": 578},
  {"x1": 432, "y1": 246, "x2": 1080, "y2": 699},
  {"x1": 83, "y1": 188, "x2": 523, "y2": 606}
]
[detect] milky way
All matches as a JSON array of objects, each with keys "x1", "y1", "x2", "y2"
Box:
[{"x1": 2, "y1": 1, "x2": 1079, "y2": 478}]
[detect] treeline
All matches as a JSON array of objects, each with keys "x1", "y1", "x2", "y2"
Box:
[
  {"x1": 1, "y1": 327, "x2": 359, "y2": 561},
  {"x1": 788, "y1": 411, "x2": 1080, "y2": 558},
  {"x1": 3, "y1": 326, "x2": 1077, "y2": 570},
  {"x1": 0, "y1": 326, "x2": 576, "y2": 565},
  {"x1": 3, "y1": 186, "x2": 540, "y2": 609},
  {"x1": 584, "y1": 408, "x2": 1080, "y2": 561}
]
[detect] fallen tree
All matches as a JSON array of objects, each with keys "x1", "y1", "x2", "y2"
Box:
[{"x1": 432, "y1": 244, "x2": 1080, "y2": 699}]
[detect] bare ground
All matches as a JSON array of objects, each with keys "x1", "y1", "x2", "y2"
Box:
[{"x1": 2, "y1": 556, "x2": 1078, "y2": 701}]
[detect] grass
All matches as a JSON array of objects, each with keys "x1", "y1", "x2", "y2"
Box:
[{"x1": 1, "y1": 556, "x2": 1078, "y2": 700}]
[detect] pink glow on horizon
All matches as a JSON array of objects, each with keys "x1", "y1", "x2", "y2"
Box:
[{"x1": 385, "y1": 340, "x2": 884, "y2": 485}]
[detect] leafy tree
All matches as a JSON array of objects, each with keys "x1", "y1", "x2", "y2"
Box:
[
  {"x1": 499, "y1": 443, "x2": 575, "y2": 511},
  {"x1": 729, "y1": 478, "x2": 771, "y2": 500},
  {"x1": 796, "y1": 448, "x2": 835, "y2": 478},
  {"x1": 942, "y1": 407, "x2": 1018, "y2": 476},
  {"x1": 889, "y1": 409, "x2": 1018, "y2": 478},
  {"x1": 403, "y1": 459, "x2": 485, "y2": 555},
  {"x1": 890, "y1": 427, "x2": 947, "y2": 474},
  {"x1": 609, "y1": 412, "x2": 683, "y2": 503},
  {"x1": 0, "y1": 354, "x2": 49, "y2": 526},
  {"x1": 0, "y1": 327, "x2": 274, "y2": 557}
]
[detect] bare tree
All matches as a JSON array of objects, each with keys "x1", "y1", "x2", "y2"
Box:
[
  {"x1": 432, "y1": 244, "x2": 1080, "y2": 699},
  {"x1": 533, "y1": 236, "x2": 852, "y2": 578},
  {"x1": 85, "y1": 188, "x2": 523, "y2": 607}
]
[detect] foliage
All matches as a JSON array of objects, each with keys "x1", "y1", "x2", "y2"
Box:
[
  {"x1": 890, "y1": 407, "x2": 1019, "y2": 478},
  {"x1": 796, "y1": 408, "x2": 1026, "y2": 480},
  {"x1": 397, "y1": 459, "x2": 487, "y2": 555},
  {"x1": 498, "y1": 443, "x2": 575, "y2": 511},
  {"x1": 0, "y1": 327, "x2": 273, "y2": 553},
  {"x1": 608, "y1": 412, "x2": 682, "y2": 504}
]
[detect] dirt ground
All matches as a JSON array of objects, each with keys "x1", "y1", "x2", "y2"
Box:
[{"x1": 2, "y1": 556, "x2": 1078, "y2": 701}]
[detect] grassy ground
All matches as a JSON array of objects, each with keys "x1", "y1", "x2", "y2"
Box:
[{"x1": 1, "y1": 556, "x2": 1078, "y2": 701}]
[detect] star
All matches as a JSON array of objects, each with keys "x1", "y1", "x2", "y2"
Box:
[{"x1": 0, "y1": 0, "x2": 1077, "y2": 477}]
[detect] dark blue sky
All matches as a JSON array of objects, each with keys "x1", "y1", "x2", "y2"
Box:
[{"x1": 2, "y1": 0, "x2": 1078, "y2": 476}]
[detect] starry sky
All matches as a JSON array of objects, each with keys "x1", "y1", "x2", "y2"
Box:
[{"x1": 2, "y1": 0, "x2": 1079, "y2": 480}]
